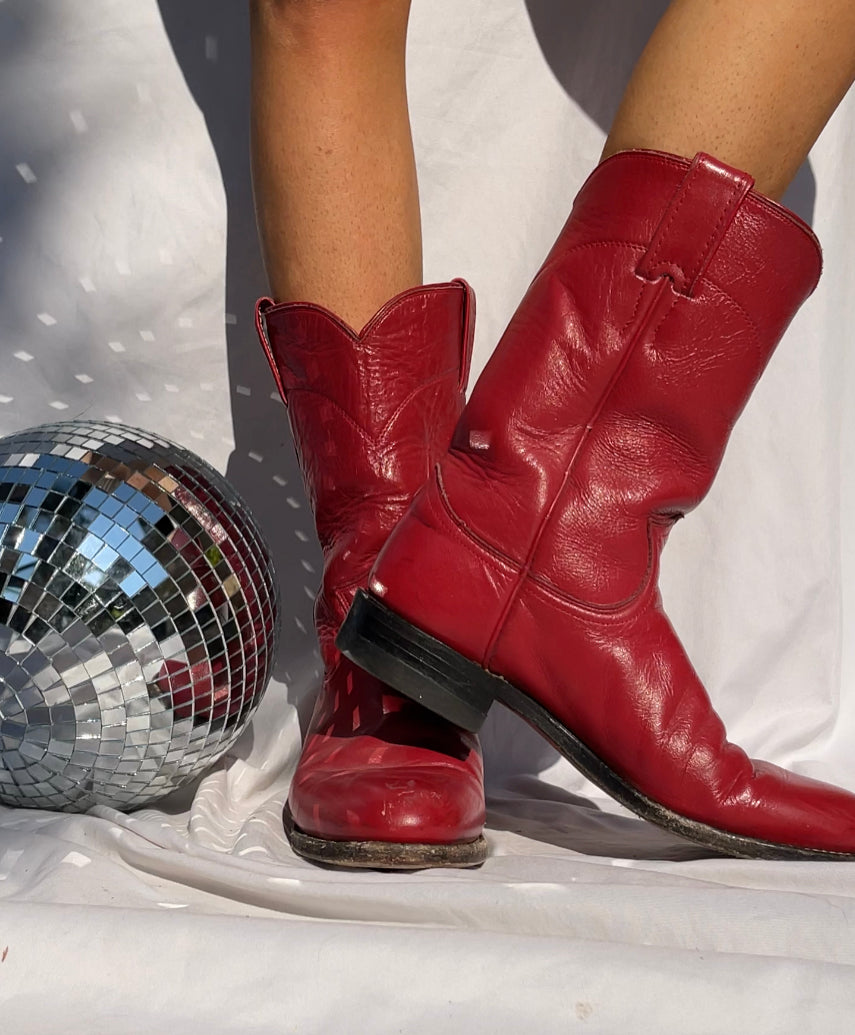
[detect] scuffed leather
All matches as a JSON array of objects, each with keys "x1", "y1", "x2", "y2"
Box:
[
  {"x1": 367, "y1": 150, "x2": 855, "y2": 853},
  {"x1": 257, "y1": 281, "x2": 484, "y2": 844}
]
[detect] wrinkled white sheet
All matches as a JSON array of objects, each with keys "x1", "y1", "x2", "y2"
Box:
[{"x1": 2, "y1": 1, "x2": 855, "y2": 1032}]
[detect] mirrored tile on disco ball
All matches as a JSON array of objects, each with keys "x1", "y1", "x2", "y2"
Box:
[{"x1": 0, "y1": 420, "x2": 280, "y2": 811}]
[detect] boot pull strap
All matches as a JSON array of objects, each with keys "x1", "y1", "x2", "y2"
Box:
[
  {"x1": 254, "y1": 297, "x2": 289, "y2": 408},
  {"x1": 637, "y1": 153, "x2": 754, "y2": 297}
]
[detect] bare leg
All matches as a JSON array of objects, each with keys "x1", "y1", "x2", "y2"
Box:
[
  {"x1": 249, "y1": 0, "x2": 420, "y2": 330},
  {"x1": 603, "y1": 0, "x2": 855, "y2": 199}
]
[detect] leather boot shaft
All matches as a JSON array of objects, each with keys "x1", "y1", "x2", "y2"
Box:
[
  {"x1": 256, "y1": 280, "x2": 474, "y2": 659},
  {"x1": 368, "y1": 153, "x2": 822, "y2": 662},
  {"x1": 444, "y1": 151, "x2": 820, "y2": 620}
]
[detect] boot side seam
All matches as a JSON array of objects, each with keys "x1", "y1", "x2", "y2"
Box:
[
  {"x1": 483, "y1": 275, "x2": 762, "y2": 637},
  {"x1": 481, "y1": 276, "x2": 677, "y2": 664},
  {"x1": 484, "y1": 270, "x2": 767, "y2": 652},
  {"x1": 441, "y1": 241, "x2": 649, "y2": 578}
]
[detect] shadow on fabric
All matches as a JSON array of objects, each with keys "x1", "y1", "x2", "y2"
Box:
[
  {"x1": 156, "y1": 2, "x2": 322, "y2": 732},
  {"x1": 0, "y1": 3, "x2": 50, "y2": 366}
]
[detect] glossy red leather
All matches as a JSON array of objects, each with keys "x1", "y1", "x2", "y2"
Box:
[
  {"x1": 256, "y1": 281, "x2": 485, "y2": 845},
  {"x1": 365, "y1": 150, "x2": 855, "y2": 853}
]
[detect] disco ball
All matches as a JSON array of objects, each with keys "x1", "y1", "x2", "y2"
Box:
[{"x1": 0, "y1": 420, "x2": 279, "y2": 811}]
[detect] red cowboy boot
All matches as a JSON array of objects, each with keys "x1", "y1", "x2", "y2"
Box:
[
  {"x1": 256, "y1": 281, "x2": 486, "y2": 868},
  {"x1": 339, "y1": 150, "x2": 855, "y2": 859}
]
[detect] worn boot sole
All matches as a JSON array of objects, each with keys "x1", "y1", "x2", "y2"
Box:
[
  {"x1": 284, "y1": 803, "x2": 488, "y2": 870},
  {"x1": 338, "y1": 590, "x2": 855, "y2": 862}
]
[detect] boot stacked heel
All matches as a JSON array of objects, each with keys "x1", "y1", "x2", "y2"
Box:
[{"x1": 338, "y1": 589, "x2": 495, "y2": 733}]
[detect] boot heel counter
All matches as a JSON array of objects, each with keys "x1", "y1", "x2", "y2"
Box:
[{"x1": 368, "y1": 468, "x2": 518, "y2": 666}]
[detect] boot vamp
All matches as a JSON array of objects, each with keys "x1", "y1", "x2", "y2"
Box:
[
  {"x1": 288, "y1": 657, "x2": 485, "y2": 844},
  {"x1": 491, "y1": 581, "x2": 855, "y2": 853}
]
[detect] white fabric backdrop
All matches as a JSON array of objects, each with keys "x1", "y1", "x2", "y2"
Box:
[{"x1": 1, "y1": 1, "x2": 855, "y2": 1031}]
